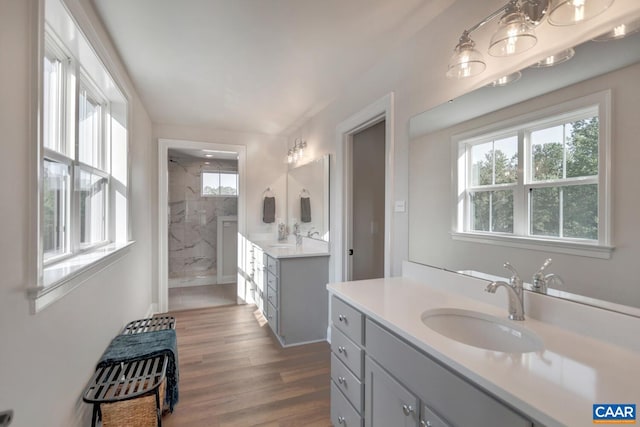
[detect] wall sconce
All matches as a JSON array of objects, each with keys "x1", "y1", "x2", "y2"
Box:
[
  {"x1": 447, "y1": 0, "x2": 615, "y2": 79},
  {"x1": 287, "y1": 138, "x2": 307, "y2": 164}
]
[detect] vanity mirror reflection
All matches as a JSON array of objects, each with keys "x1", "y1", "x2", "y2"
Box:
[
  {"x1": 287, "y1": 154, "x2": 330, "y2": 242},
  {"x1": 408, "y1": 31, "x2": 640, "y2": 312}
]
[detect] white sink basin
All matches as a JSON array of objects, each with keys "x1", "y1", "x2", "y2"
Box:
[{"x1": 421, "y1": 308, "x2": 543, "y2": 353}]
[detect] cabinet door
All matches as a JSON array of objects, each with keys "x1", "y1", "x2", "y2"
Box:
[
  {"x1": 420, "y1": 403, "x2": 450, "y2": 427},
  {"x1": 365, "y1": 356, "x2": 419, "y2": 427}
]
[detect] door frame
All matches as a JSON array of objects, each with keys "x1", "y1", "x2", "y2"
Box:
[
  {"x1": 158, "y1": 138, "x2": 247, "y2": 313},
  {"x1": 334, "y1": 93, "x2": 394, "y2": 283}
]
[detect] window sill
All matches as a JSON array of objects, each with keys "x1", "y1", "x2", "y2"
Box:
[
  {"x1": 27, "y1": 241, "x2": 135, "y2": 313},
  {"x1": 450, "y1": 231, "x2": 613, "y2": 259}
]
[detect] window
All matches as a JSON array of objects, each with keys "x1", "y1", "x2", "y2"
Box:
[
  {"x1": 202, "y1": 171, "x2": 239, "y2": 196},
  {"x1": 454, "y1": 92, "x2": 611, "y2": 257},
  {"x1": 34, "y1": 0, "x2": 131, "y2": 312}
]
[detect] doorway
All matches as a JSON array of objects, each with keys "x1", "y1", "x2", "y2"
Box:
[
  {"x1": 158, "y1": 139, "x2": 247, "y2": 313},
  {"x1": 334, "y1": 93, "x2": 394, "y2": 283},
  {"x1": 350, "y1": 121, "x2": 386, "y2": 280},
  {"x1": 166, "y1": 150, "x2": 239, "y2": 311}
]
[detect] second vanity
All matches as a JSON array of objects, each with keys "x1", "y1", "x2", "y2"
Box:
[
  {"x1": 328, "y1": 262, "x2": 640, "y2": 427},
  {"x1": 246, "y1": 237, "x2": 330, "y2": 347}
]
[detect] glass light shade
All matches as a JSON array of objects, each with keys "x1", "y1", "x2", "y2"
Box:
[
  {"x1": 488, "y1": 71, "x2": 522, "y2": 87},
  {"x1": 446, "y1": 38, "x2": 486, "y2": 79},
  {"x1": 489, "y1": 11, "x2": 537, "y2": 56},
  {"x1": 530, "y1": 48, "x2": 575, "y2": 67},
  {"x1": 287, "y1": 149, "x2": 293, "y2": 163},
  {"x1": 592, "y1": 19, "x2": 640, "y2": 41},
  {"x1": 521, "y1": 0, "x2": 550, "y2": 26},
  {"x1": 548, "y1": 0, "x2": 614, "y2": 26}
]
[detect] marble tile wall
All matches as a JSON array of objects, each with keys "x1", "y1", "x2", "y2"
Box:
[{"x1": 168, "y1": 155, "x2": 238, "y2": 285}]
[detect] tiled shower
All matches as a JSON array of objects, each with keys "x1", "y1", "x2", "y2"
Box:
[{"x1": 167, "y1": 154, "x2": 238, "y2": 289}]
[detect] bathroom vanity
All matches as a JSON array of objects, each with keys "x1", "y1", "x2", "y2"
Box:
[
  {"x1": 247, "y1": 238, "x2": 330, "y2": 347},
  {"x1": 328, "y1": 262, "x2": 640, "y2": 426}
]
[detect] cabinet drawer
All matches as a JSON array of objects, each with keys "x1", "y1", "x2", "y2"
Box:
[
  {"x1": 266, "y1": 280, "x2": 278, "y2": 309},
  {"x1": 332, "y1": 296, "x2": 364, "y2": 346},
  {"x1": 421, "y1": 403, "x2": 450, "y2": 427},
  {"x1": 331, "y1": 354, "x2": 363, "y2": 412},
  {"x1": 266, "y1": 301, "x2": 278, "y2": 334},
  {"x1": 331, "y1": 382, "x2": 363, "y2": 427},
  {"x1": 266, "y1": 255, "x2": 278, "y2": 276},
  {"x1": 331, "y1": 326, "x2": 364, "y2": 379},
  {"x1": 365, "y1": 320, "x2": 531, "y2": 427},
  {"x1": 266, "y1": 271, "x2": 278, "y2": 292}
]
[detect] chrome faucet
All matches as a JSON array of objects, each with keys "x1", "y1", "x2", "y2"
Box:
[
  {"x1": 531, "y1": 258, "x2": 563, "y2": 294},
  {"x1": 485, "y1": 262, "x2": 525, "y2": 321}
]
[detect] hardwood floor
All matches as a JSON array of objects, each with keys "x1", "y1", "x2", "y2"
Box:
[{"x1": 162, "y1": 304, "x2": 332, "y2": 427}]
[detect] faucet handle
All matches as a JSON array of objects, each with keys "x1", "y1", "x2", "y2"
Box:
[
  {"x1": 503, "y1": 262, "x2": 522, "y2": 286},
  {"x1": 536, "y1": 258, "x2": 552, "y2": 274}
]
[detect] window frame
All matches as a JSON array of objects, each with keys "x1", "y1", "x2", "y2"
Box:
[
  {"x1": 31, "y1": 0, "x2": 133, "y2": 313},
  {"x1": 452, "y1": 91, "x2": 613, "y2": 259},
  {"x1": 201, "y1": 170, "x2": 239, "y2": 197},
  {"x1": 41, "y1": 36, "x2": 112, "y2": 267}
]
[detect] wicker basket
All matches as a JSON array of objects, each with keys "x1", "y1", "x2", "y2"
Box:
[{"x1": 100, "y1": 379, "x2": 165, "y2": 427}]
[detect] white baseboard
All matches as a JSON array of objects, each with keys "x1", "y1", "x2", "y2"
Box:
[{"x1": 146, "y1": 302, "x2": 159, "y2": 317}]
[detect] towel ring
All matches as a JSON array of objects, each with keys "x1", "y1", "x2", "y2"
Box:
[{"x1": 263, "y1": 187, "x2": 275, "y2": 197}]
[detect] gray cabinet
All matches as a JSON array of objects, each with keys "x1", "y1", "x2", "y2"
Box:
[
  {"x1": 330, "y1": 295, "x2": 365, "y2": 426},
  {"x1": 330, "y1": 296, "x2": 534, "y2": 427},
  {"x1": 365, "y1": 356, "x2": 420, "y2": 427},
  {"x1": 264, "y1": 253, "x2": 329, "y2": 346}
]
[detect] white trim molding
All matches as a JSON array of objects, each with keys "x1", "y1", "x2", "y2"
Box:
[{"x1": 334, "y1": 93, "x2": 395, "y2": 283}]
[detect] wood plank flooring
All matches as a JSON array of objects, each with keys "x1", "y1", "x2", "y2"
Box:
[{"x1": 162, "y1": 304, "x2": 332, "y2": 427}]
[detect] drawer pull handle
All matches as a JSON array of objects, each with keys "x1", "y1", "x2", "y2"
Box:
[
  {"x1": 402, "y1": 404, "x2": 414, "y2": 416},
  {"x1": 337, "y1": 346, "x2": 346, "y2": 354},
  {"x1": 420, "y1": 421, "x2": 433, "y2": 427},
  {"x1": 337, "y1": 376, "x2": 346, "y2": 385},
  {"x1": 338, "y1": 314, "x2": 346, "y2": 322},
  {"x1": 337, "y1": 416, "x2": 345, "y2": 424}
]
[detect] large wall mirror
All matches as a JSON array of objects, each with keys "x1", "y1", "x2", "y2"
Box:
[
  {"x1": 408, "y1": 30, "x2": 640, "y2": 312},
  {"x1": 287, "y1": 154, "x2": 330, "y2": 242}
]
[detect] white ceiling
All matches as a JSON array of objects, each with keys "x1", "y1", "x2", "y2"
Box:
[{"x1": 92, "y1": 0, "x2": 447, "y2": 135}]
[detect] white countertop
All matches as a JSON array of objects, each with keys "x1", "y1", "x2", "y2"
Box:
[
  {"x1": 252, "y1": 238, "x2": 330, "y2": 259},
  {"x1": 328, "y1": 277, "x2": 640, "y2": 427}
]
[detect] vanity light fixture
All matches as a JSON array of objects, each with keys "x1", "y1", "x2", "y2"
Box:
[
  {"x1": 287, "y1": 138, "x2": 307, "y2": 164},
  {"x1": 529, "y1": 47, "x2": 575, "y2": 67},
  {"x1": 592, "y1": 18, "x2": 640, "y2": 41},
  {"x1": 488, "y1": 71, "x2": 522, "y2": 86},
  {"x1": 547, "y1": 0, "x2": 614, "y2": 26},
  {"x1": 447, "y1": 0, "x2": 616, "y2": 79}
]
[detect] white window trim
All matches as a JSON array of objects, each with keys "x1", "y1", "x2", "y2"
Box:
[
  {"x1": 451, "y1": 90, "x2": 613, "y2": 259},
  {"x1": 29, "y1": 0, "x2": 133, "y2": 313}
]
